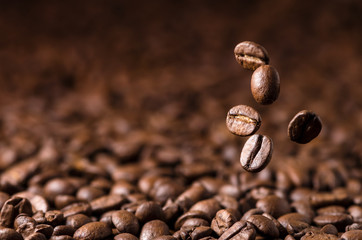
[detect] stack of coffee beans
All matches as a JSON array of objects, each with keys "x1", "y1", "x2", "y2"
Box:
[{"x1": 227, "y1": 41, "x2": 322, "y2": 172}]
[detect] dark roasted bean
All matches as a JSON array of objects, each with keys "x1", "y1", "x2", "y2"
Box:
[
  {"x1": 90, "y1": 195, "x2": 126, "y2": 215},
  {"x1": 34, "y1": 224, "x2": 53, "y2": 238},
  {"x1": 247, "y1": 215, "x2": 279, "y2": 238},
  {"x1": 73, "y1": 222, "x2": 112, "y2": 240},
  {"x1": 53, "y1": 225, "x2": 75, "y2": 236},
  {"x1": 321, "y1": 224, "x2": 338, "y2": 236},
  {"x1": 175, "y1": 211, "x2": 211, "y2": 230},
  {"x1": 114, "y1": 233, "x2": 139, "y2": 240},
  {"x1": 340, "y1": 230, "x2": 362, "y2": 240},
  {"x1": 219, "y1": 220, "x2": 256, "y2": 240},
  {"x1": 211, "y1": 209, "x2": 237, "y2": 236},
  {"x1": 234, "y1": 41, "x2": 269, "y2": 70},
  {"x1": 112, "y1": 210, "x2": 139, "y2": 235},
  {"x1": 300, "y1": 231, "x2": 338, "y2": 240},
  {"x1": 76, "y1": 186, "x2": 105, "y2": 202},
  {"x1": 288, "y1": 110, "x2": 322, "y2": 144},
  {"x1": 139, "y1": 220, "x2": 169, "y2": 240},
  {"x1": 189, "y1": 198, "x2": 221, "y2": 219},
  {"x1": 45, "y1": 210, "x2": 64, "y2": 226},
  {"x1": 251, "y1": 65, "x2": 280, "y2": 105},
  {"x1": 0, "y1": 197, "x2": 33, "y2": 227},
  {"x1": 240, "y1": 134, "x2": 273, "y2": 172},
  {"x1": 135, "y1": 201, "x2": 165, "y2": 224},
  {"x1": 256, "y1": 195, "x2": 291, "y2": 218},
  {"x1": 66, "y1": 214, "x2": 91, "y2": 230},
  {"x1": 0, "y1": 227, "x2": 23, "y2": 240},
  {"x1": 226, "y1": 105, "x2": 261, "y2": 137},
  {"x1": 313, "y1": 214, "x2": 353, "y2": 231}
]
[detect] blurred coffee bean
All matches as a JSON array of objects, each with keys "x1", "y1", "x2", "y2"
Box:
[
  {"x1": 345, "y1": 223, "x2": 362, "y2": 231},
  {"x1": 189, "y1": 198, "x2": 221, "y2": 219},
  {"x1": 73, "y1": 222, "x2": 111, "y2": 240},
  {"x1": 251, "y1": 65, "x2": 280, "y2": 105},
  {"x1": 44, "y1": 178, "x2": 77, "y2": 202},
  {"x1": 313, "y1": 214, "x2": 353, "y2": 231},
  {"x1": 321, "y1": 224, "x2": 338, "y2": 236},
  {"x1": 0, "y1": 227, "x2": 23, "y2": 240},
  {"x1": 25, "y1": 232, "x2": 47, "y2": 240},
  {"x1": 288, "y1": 110, "x2": 322, "y2": 144},
  {"x1": 53, "y1": 225, "x2": 75, "y2": 236},
  {"x1": 240, "y1": 134, "x2": 273, "y2": 173},
  {"x1": 139, "y1": 220, "x2": 169, "y2": 240},
  {"x1": 54, "y1": 195, "x2": 78, "y2": 210},
  {"x1": 76, "y1": 186, "x2": 105, "y2": 202},
  {"x1": 175, "y1": 210, "x2": 211, "y2": 230},
  {"x1": 0, "y1": 197, "x2": 33, "y2": 227},
  {"x1": 66, "y1": 214, "x2": 91, "y2": 230},
  {"x1": 135, "y1": 201, "x2": 165, "y2": 224},
  {"x1": 317, "y1": 205, "x2": 346, "y2": 216},
  {"x1": 340, "y1": 230, "x2": 362, "y2": 240},
  {"x1": 0, "y1": 192, "x2": 10, "y2": 210},
  {"x1": 90, "y1": 195, "x2": 126, "y2": 215},
  {"x1": 181, "y1": 218, "x2": 209, "y2": 229},
  {"x1": 45, "y1": 210, "x2": 64, "y2": 226},
  {"x1": 234, "y1": 41, "x2": 269, "y2": 70},
  {"x1": 49, "y1": 235, "x2": 75, "y2": 240},
  {"x1": 256, "y1": 195, "x2": 291, "y2": 218},
  {"x1": 34, "y1": 224, "x2": 53, "y2": 238},
  {"x1": 226, "y1": 105, "x2": 261, "y2": 137},
  {"x1": 348, "y1": 205, "x2": 362, "y2": 223},
  {"x1": 300, "y1": 231, "x2": 338, "y2": 240},
  {"x1": 112, "y1": 210, "x2": 139, "y2": 235}
]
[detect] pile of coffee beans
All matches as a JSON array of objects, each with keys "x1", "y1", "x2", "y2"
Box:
[{"x1": 228, "y1": 41, "x2": 322, "y2": 173}]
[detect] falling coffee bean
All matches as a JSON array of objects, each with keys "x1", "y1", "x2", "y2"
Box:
[
  {"x1": 288, "y1": 110, "x2": 322, "y2": 144},
  {"x1": 240, "y1": 134, "x2": 273, "y2": 172},
  {"x1": 226, "y1": 105, "x2": 261, "y2": 137},
  {"x1": 234, "y1": 41, "x2": 269, "y2": 70},
  {"x1": 251, "y1": 65, "x2": 280, "y2": 105}
]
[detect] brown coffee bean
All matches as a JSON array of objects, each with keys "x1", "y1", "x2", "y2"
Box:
[
  {"x1": 241, "y1": 208, "x2": 264, "y2": 221},
  {"x1": 0, "y1": 197, "x2": 33, "y2": 227},
  {"x1": 0, "y1": 227, "x2": 23, "y2": 240},
  {"x1": 139, "y1": 220, "x2": 169, "y2": 240},
  {"x1": 135, "y1": 201, "x2": 165, "y2": 224},
  {"x1": 219, "y1": 220, "x2": 256, "y2": 240},
  {"x1": 53, "y1": 225, "x2": 75, "y2": 236},
  {"x1": 226, "y1": 105, "x2": 261, "y2": 137},
  {"x1": 310, "y1": 192, "x2": 351, "y2": 208},
  {"x1": 45, "y1": 210, "x2": 65, "y2": 226},
  {"x1": 340, "y1": 230, "x2": 362, "y2": 240},
  {"x1": 234, "y1": 41, "x2": 269, "y2": 70},
  {"x1": 112, "y1": 210, "x2": 139, "y2": 235},
  {"x1": 73, "y1": 222, "x2": 112, "y2": 240},
  {"x1": 66, "y1": 214, "x2": 91, "y2": 230},
  {"x1": 346, "y1": 223, "x2": 362, "y2": 231},
  {"x1": 211, "y1": 209, "x2": 237, "y2": 236},
  {"x1": 44, "y1": 178, "x2": 77, "y2": 202},
  {"x1": 34, "y1": 224, "x2": 54, "y2": 238},
  {"x1": 251, "y1": 65, "x2": 280, "y2": 105},
  {"x1": 256, "y1": 195, "x2": 291, "y2": 218},
  {"x1": 189, "y1": 198, "x2": 221, "y2": 219},
  {"x1": 313, "y1": 214, "x2": 353, "y2": 231},
  {"x1": 181, "y1": 218, "x2": 209, "y2": 229},
  {"x1": 300, "y1": 231, "x2": 338, "y2": 240},
  {"x1": 317, "y1": 205, "x2": 346, "y2": 216},
  {"x1": 49, "y1": 235, "x2": 75, "y2": 240},
  {"x1": 247, "y1": 215, "x2": 279, "y2": 238},
  {"x1": 54, "y1": 195, "x2": 78, "y2": 210},
  {"x1": 76, "y1": 186, "x2": 105, "y2": 202},
  {"x1": 114, "y1": 233, "x2": 138, "y2": 240},
  {"x1": 278, "y1": 213, "x2": 311, "y2": 235},
  {"x1": 176, "y1": 184, "x2": 207, "y2": 210},
  {"x1": 14, "y1": 214, "x2": 36, "y2": 229},
  {"x1": 240, "y1": 134, "x2": 273, "y2": 172},
  {"x1": 90, "y1": 195, "x2": 126, "y2": 215},
  {"x1": 25, "y1": 232, "x2": 47, "y2": 240},
  {"x1": 17, "y1": 221, "x2": 36, "y2": 238},
  {"x1": 175, "y1": 210, "x2": 211, "y2": 230},
  {"x1": 321, "y1": 224, "x2": 338, "y2": 236},
  {"x1": 153, "y1": 235, "x2": 177, "y2": 240},
  {"x1": 348, "y1": 205, "x2": 362, "y2": 223},
  {"x1": 288, "y1": 110, "x2": 322, "y2": 144},
  {"x1": 189, "y1": 226, "x2": 213, "y2": 240},
  {"x1": 262, "y1": 213, "x2": 288, "y2": 238}
]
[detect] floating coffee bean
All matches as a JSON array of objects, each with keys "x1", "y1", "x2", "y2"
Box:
[
  {"x1": 226, "y1": 105, "x2": 261, "y2": 137},
  {"x1": 234, "y1": 41, "x2": 269, "y2": 70},
  {"x1": 251, "y1": 65, "x2": 280, "y2": 105},
  {"x1": 240, "y1": 134, "x2": 273, "y2": 172},
  {"x1": 288, "y1": 110, "x2": 322, "y2": 144}
]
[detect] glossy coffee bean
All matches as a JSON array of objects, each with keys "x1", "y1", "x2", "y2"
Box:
[
  {"x1": 226, "y1": 105, "x2": 261, "y2": 137},
  {"x1": 256, "y1": 195, "x2": 291, "y2": 218},
  {"x1": 73, "y1": 222, "x2": 112, "y2": 240},
  {"x1": 288, "y1": 110, "x2": 322, "y2": 144},
  {"x1": 240, "y1": 134, "x2": 273, "y2": 172},
  {"x1": 313, "y1": 214, "x2": 353, "y2": 231},
  {"x1": 219, "y1": 220, "x2": 256, "y2": 240},
  {"x1": 234, "y1": 41, "x2": 269, "y2": 70},
  {"x1": 135, "y1": 201, "x2": 165, "y2": 224},
  {"x1": 211, "y1": 209, "x2": 237, "y2": 236},
  {"x1": 139, "y1": 220, "x2": 169, "y2": 240},
  {"x1": 66, "y1": 214, "x2": 91, "y2": 230},
  {"x1": 114, "y1": 233, "x2": 139, "y2": 240},
  {"x1": 0, "y1": 227, "x2": 23, "y2": 240},
  {"x1": 247, "y1": 215, "x2": 279, "y2": 238},
  {"x1": 340, "y1": 230, "x2": 362, "y2": 240},
  {"x1": 251, "y1": 65, "x2": 280, "y2": 105},
  {"x1": 112, "y1": 210, "x2": 139, "y2": 235}
]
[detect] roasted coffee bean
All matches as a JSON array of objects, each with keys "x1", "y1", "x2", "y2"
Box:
[
  {"x1": 112, "y1": 210, "x2": 139, "y2": 235},
  {"x1": 14, "y1": 214, "x2": 36, "y2": 229},
  {"x1": 219, "y1": 220, "x2": 256, "y2": 240},
  {"x1": 54, "y1": 195, "x2": 78, "y2": 210},
  {"x1": 313, "y1": 214, "x2": 353, "y2": 231},
  {"x1": 139, "y1": 220, "x2": 169, "y2": 240},
  {"x1": 345, "y1": 223, "x2": 362, "y2": 231},
  {"x1": 17, "y1": 221, "x2": 36, "y2": 238},
  {"x1": 114, "y1": 233, "x2": 139, "y2": 240},
  {"x1": 189, "y1": 198, "x2": 221, "y2": 219},
  {"x1": 66, "y1": 214, "x2": 91, "y2": 230},
  {"x1": 73, "y1": 222, "x2": 112, "y2": 240},
  {"x1": 310, "y1": 192, "x2": 351, "y2": 208},
  {"x1": 348, "y1": 205, "x2": 362, "y2": 223},
  {"x1": 278, "y1": 213, "x2": 311, "y2": 235},
  {"x1": 240, "y1": 134, "x2": 273, "y2": 172},
  {"x1": 153, "y1": 235, "x2": 177, "y2": 240},
  {"x1": 90, "y1": 194, "x2": 126, "y2": 215},
  {"x1": 25, "y1": 232, "x2": 47, "y2": 240},
  {"x1": 49, "y1": 235, "x2": 75, "y2": 240},
  {"x1": 76, "y1": 186, "x2": 105, "y2": 202},
  {"x1": 291, "y1": 200, "x2": 315, "y2": 222},
  {"x1": 251, "y1": 65, "x2": 280, "y2": 105},
  {"x1": 234, "y1": 41, "x2": 269, "y2": 70},
  {"x1": 317, "y1": 205, "x2": 346, "y2": 216},
  {"x1": 181, "y1": 218, "x2": 209, "y2": 229},
  {"x1": 288, "y1": 110, "x2": 322, "y2": 144},
  {"x1": 256, "y1": 195, "x2": 291, "y2": 218},
  {"x1": 247, "y1": 215, "x2": 279, "y2": 238},
  {"x1": 262, "y1": 213, "x2": 288, "y2": 238},
  {"x1": 0, "y1": 227, "x2": 23, "y2": 240},
  {"x1": 53, "y1": 225, "x2": 75, "y2": 236},
  {"x1": 241, "y1": 208, "x2": 264, "y2": 221},
  {"x1": 300, "y1": 231, "x2": 338, "y2": 240},
  {"x1": 0, "y1": 197, "x2": 33, "y2": 227},
  {"x1": 34, "y1": 224, "x2": 54, "y2": 238},
  {"x1": 45, "y1": 210, "x2": 65, "y2": 226},
  {"x1": 226, "y1": 105, "x2": 261, "y2": 137},
  {"x1": 189, "y1": 226, "x2": 213, "y2": 240},
  {"x1": 44, "y1": 178, "x2": 77, "y2": 202},
  {"x1": 175, "y1": 210, "x2": 211, "y2": 230},
  {"x1": 214, "y1": 195, "x2": 240, "y2": 214},
  {"x1": 321, "y1": 224, "x2": 338, "y2": 236},
  {"x1": 340, "y1": 230, "x2": 362, "y2": 240},
  {"x1": 211, "y1": 209, "x2": 238, "y2": 236},
  {"x1": 135, "y1": 201, "x2": 165, "y2": 224}
]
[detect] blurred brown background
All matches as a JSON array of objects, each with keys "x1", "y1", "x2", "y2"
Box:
[{"x1": 0, "y1": 0, "x2": 361, "y2": 163}]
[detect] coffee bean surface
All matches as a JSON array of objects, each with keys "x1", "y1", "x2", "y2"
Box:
[
  {"x1": 226, "y1": 105, "x2": 261, "y2": 137},
  {"x1": 251, "y1": 65, "x2": 280, "y2": 105},
  {"x1": 234, "y1": 41, "x2": 270, "y2": 70},
  {"x1": 288, "y1": 110, "x2": 322, "y2": 144}
]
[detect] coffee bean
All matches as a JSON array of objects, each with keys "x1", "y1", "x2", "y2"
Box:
[
  {"x1": 14, "y1": 214, "x2": 36, "y2": 230},
  {"x1": 49, "y1": 235, "x2": 75, "y2": 240},
  {"x1": 278, "y1": 213, "x2": 311, "y2": 235},
  {"x1": 34, "y1": 224, "x2": 54, "y2": 238},
  {"x1": 300, "y1": 231, "x2": 338, "y2": 240},
  {"x1": 66, "y1": 214, "x2": 91, "y2": 230},
  {"x1": 0, "y1": 227, "x2": 23, "y2": 240},
  {"x1": 189, "y1": 226, "x2": 213, "y2": 240},
  {"x1": 54, "y1": 195, "x2": 78, "y2": 210},
  {"x1": 247, "y1": 215, "x2": 279, "y2": 238},
  {"x1": 45, "y1": 210, "x2": 65, "y2": 226},
  {"x1": 135, "y1": 201, "x2": 165, "y2": 224},
  {"x1": 175, "y1": 210, "x2": 211, "y2": 230},
  {"x1": 73, "y1": 222, "x2": 112, "y2": 240},
  {"x1": 317, "y1": 205, "x2": 346, "y2": 216},
  {"x1": 321, "y1": 224, "x2": 338, "y2": 236},
  {"x1": 256, "y1": 195, "x2": 291, "y2": 218},
  {"x1": 112, "y1": 210, "x2": 139, "y2": 235},
  {"x1": 288, "y1": 110, "x2": 322, "y2": 144},
  {"x1": 90, "y1": 194, "x2": 126, "y2": 215},
  {"x1": 226, "y1": 105, "x2": 261, "y2": 137},
  {"x1": 345, "y1": 223, "x2": 362, "y2": 231},
  {"x1": 234, "y1": 41, "x2": 269, "y2": 70},
  {"x1": 189, "y1": 198, "x2": 221, "y2": 219},
  {"x1": 44, "y1": 178, "x2": 77, "y2": 202},
  {"x1": 340, "y1": 230, "x2": 362, "y2": 240},
  {"x1": 0, "y1": 197, "x2": 33, "y2": 227},
  {"x1": 25, "y1": 232, "x2": 47, "y2": 240},
  {"x1": 348, "y1": 205, "x2": 362, "y2": 223},
  {"x1": 262, "y1": 213, "x2": 288, "y2": 238},
  {"x1": 53, "y1": 225, "x2": 75, "y2": 236},
  {"x1": 153, "y1": 235, "x2": 177, "y2": 240},
  {"x1": 181, "y1": 218, "x2": 209, "y2": 229},
  {"x1": 76, "y1": 186, "x2": 105, "y2": 202},
  {"x1": 251, "y1": 65, "x2": 280, "y2": 105},
  {"x1": 211, "y1": 209, "x2": 237, "y2": 236},
  {"x1": 240, "y1": 134, "x2": 273, "y2": 172},
  {"x1": 139, "y1": 220, "x2": 169, "y2": 240},
  {"x1": 219, "y1": 220, "x2": 256, "y2": 240},
  {"x1": 114, "y1": 233, "x2": 138, "y2": 240},
  {"x1": 313, "y1": 214, "x2": 353, "y2": 231}
]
